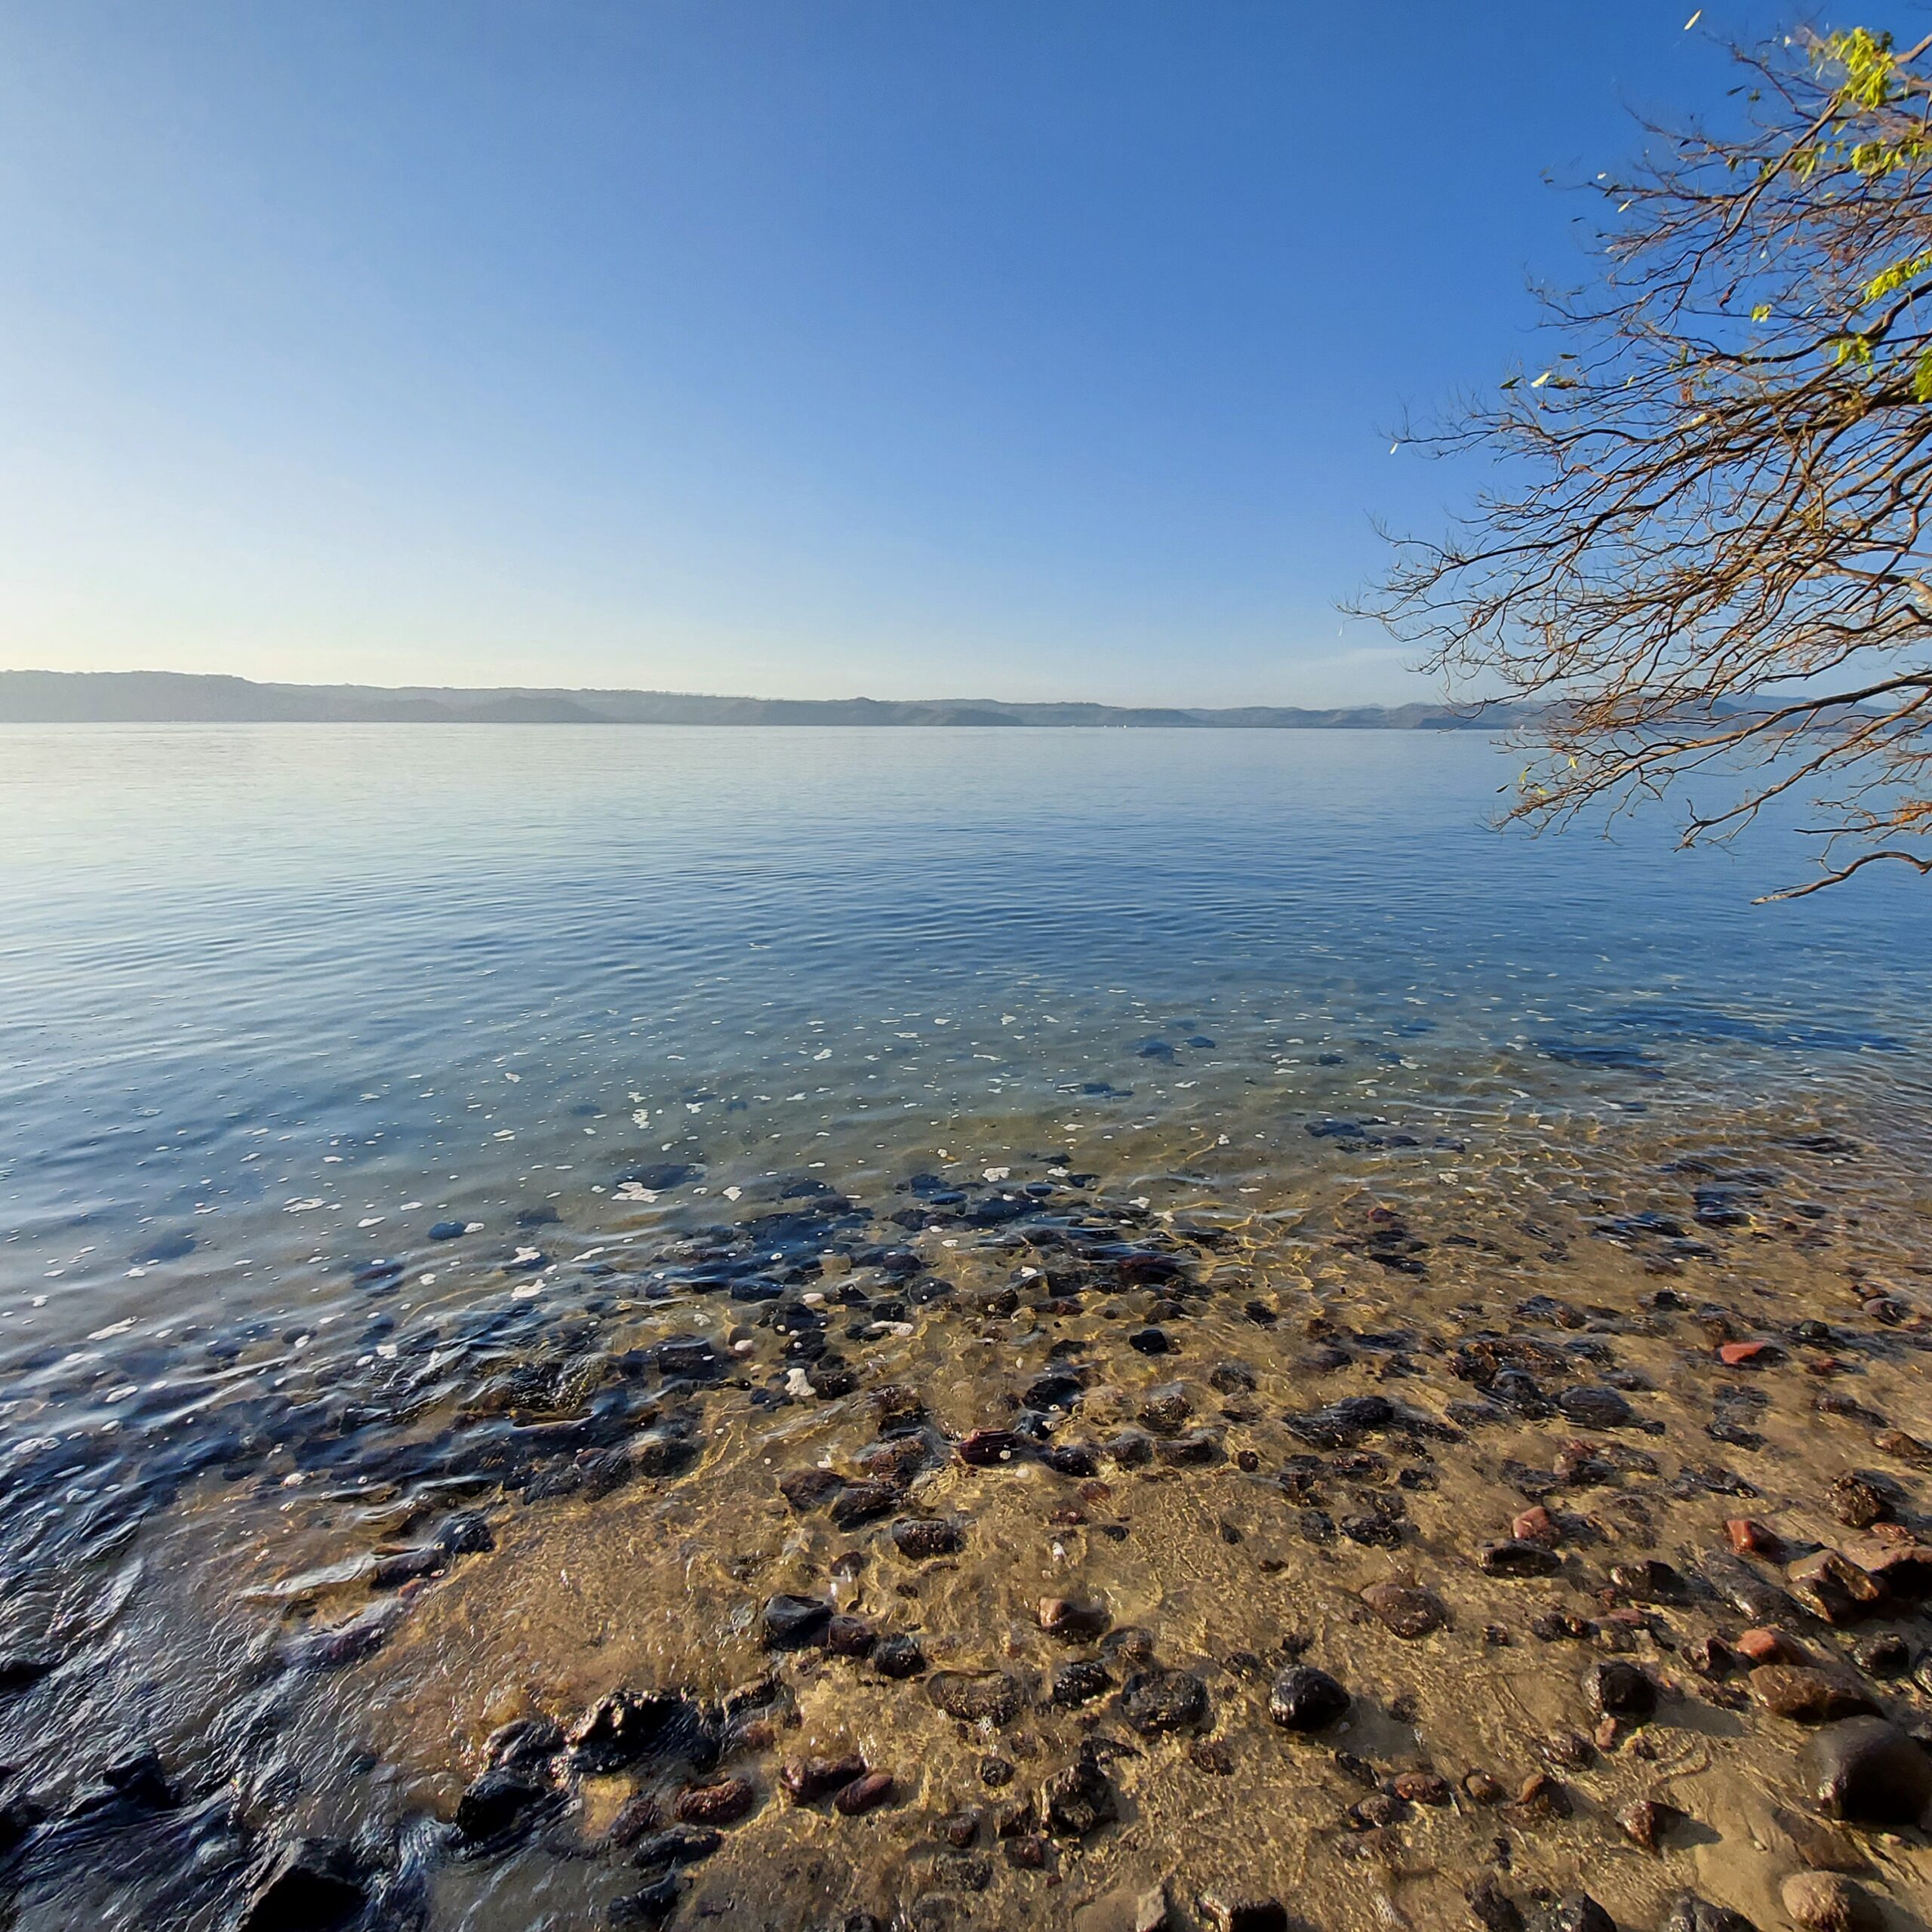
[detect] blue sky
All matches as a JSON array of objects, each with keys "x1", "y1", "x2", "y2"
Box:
[{"x1": 0, "y1": 2, "x2": 1801, "y2": 703}]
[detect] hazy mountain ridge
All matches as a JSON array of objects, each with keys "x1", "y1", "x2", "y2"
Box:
[{"x1": 0, "y1": 669, "x2": 1523, "y2": 729}]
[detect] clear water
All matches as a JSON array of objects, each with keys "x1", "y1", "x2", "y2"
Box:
[
  {"x1": 2, "y1": 724, "x2": 1928, "y2": 1930},
  {"x1": 2, "y1": 724, "x2": 1925, "y2": 1421}
]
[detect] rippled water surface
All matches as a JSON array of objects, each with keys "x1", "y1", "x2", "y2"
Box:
[{"x1": 2, "y1": 724, "x2": 1930, "y2": 1932}]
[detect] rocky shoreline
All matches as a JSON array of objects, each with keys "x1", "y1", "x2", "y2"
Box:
[{"x1": 2, "y1": 1110, "x2": 1930, "y2": 1930}]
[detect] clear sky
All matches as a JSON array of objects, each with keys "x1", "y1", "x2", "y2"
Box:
[{"x1": 0, "y1": 2, "x2": 1798, "y2": 704}]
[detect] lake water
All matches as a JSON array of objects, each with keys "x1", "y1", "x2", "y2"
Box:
[{"x1": 2, "y1": 724, "x2": 1930, "y2": 1930}]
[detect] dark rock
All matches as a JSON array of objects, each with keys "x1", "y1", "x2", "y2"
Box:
[
  {"x1": 1828, "y1": 1475, "x2": 1891, "y2": 1530},
  {"x1": 1661, "y1": 1899, "x2": 1759, "y2": 1932},
  {"x1": 1468, "y1": 1875, "x2": 1525, "y2": 1932},
  {"x1": 782, "y1": 1755, "x2": 869, "y2": 1804},
  {"x1": 236, "y1": 1838, "x2": 367, "y2": 1932},
  {"x1": 1128, "y1": 1327, "x2": 1171, "y2": 1355},
  {"x1": 1582, "y1": 1660, "x2": 1657, "y2": 1721},
  {"x1": 454, "y1": 1769, "x2": 549, "y2": 1843},
  {"x1": 779, "y1": 1469, "x2": 846, "y2": 1512},
  {"x1": 1607, "y1": 1558, "x2": 1691, "y2": 1604},
  {"x1": 1118, "y1": 1667, "x2": 1207, "y2": 1734},
  {"x1": 1051, "y1": 1660, "x2": 1113, "y2": 1707},
  {"x1": 1038, "y1": 1596, "x2": 1109, "y2": 1641},
  {"x1": 629, "y1": 1826, "x2": 721, "y2": 1870},
  {"x1": 1043, "y1": 1743, "x2": 1118, "y2": 1838},
  {"x1": 609, "y1": 1875, "x2": 683, "y2": 1925},
  {"x1": 873, "y1": 1635, "x2": 926, "y2": 1679},
  {"x1": 835, "y1": 1771, "x2": 895, "y2": 1816},
  {"x1": 1557, "y1": 1386, "x2": 1634, "y2": 1428},
  {"x1": 958, "y1": 1429, "x2": 1031, "y2": 1467},
  {"x1": 1137, "y1": 1386, "x2": 1192, "y2": 1435},
  {"x1": 1359, "y1": 1580, "x2": 1446, "y2": 1638},
  {"x1": 1198, "y1": 1898, "x2": 1288, "y2": 1932},
  {"x1": 371, "y1": 1546, "x2": 447, "y2": 1589},
  {"x1": 1850, "y1": 1632, "x2": 1910, "y2": 1677},
  {"x1": 1749, "y1": 1665, "x2": 1878, "y2": 1724},
  {"x1": 1702, "y1": 1551, "x2": 1798, "y2": 1623},
  {"x1": 1284, "y1": 1395, "x2": 1394, "y2": 1448},
  {"x1": 436, "y1": 1510, "x2": 496, "y2": 1555},
  {"x1": 763, "y1": 1594, "x2": 833, "y2": 1649},
  {"x1": 928, "y1": 1672, "x2": 1026, "y2": 1725},
  {"x1": 891, "y1": 1518, "x2": 963, "y2": 1561},
  {"x1": 1267, "y1": 1665, "x2": 1349, "y2": 1731},
  {"x1": 1481, "y1": 1540, "x2": 1562, "y2": 1577},
  {"x1": 829, "y1": 1481, "x2": 901, "y2": 1530},
  {"x1": 1787, "y1": 1550, "x2": 1887, "y2": 1626},
  {"x1": 486, "y1": 1717, "x2": 563, "y2": 1772},
  {"x1": 1798, "y1": 1717, "x2": 1932, "y2": 1824},
  {"x1": 1616, "y1": 1796, "x2": 1682, "y2": 1852},
  {"x1": 98, "y1": 1748, "x2": 174, "y2": 1809},
  {"x1": 674, "y1": 1777, "x2": 755, "y2": 1826},
  {"x1": 826, "y1": 1615, "x2": 875, "y2": 1658},
  {"x1": 568, "y1": 1689, "x2": 713, "y2": 1773},
  {"x1": 1530, "y1": 1894, "x2": 1616, "y2": 1932}
]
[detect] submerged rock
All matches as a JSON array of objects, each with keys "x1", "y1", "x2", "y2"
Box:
[
  {"x1": 1118, "y1": 1668, "x2": 1207, "y2": 1734},
  {"x1": 1360, "y1": 1580, "x2": 1446, "y2": 1638},
  {"x1": 235, "y1": 1838, "x2": 367, "y2": 1932},
  {"x1": 1798, "y1": 1717, "x2": 1932, "y2": 1825},
  {"x1": 1266, "y1": 1665, "x2": 1349, "y2": 1731}
]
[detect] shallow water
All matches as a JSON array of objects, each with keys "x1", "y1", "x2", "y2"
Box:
[{"x1": 2, "y1": 725, "x2": 1930, "y2": 1931}]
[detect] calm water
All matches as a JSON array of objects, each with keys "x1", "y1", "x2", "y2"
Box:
[
  {"x1": 2, "y1": 724, "x2": 1931, "y2": 1930},
  {"x1": 3, "y1": 723, "x2": 1927, "y2": 1408}
]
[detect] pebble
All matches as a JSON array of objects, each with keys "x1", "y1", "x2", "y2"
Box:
[
  {"x1": 1616, "y1": 1795, "x2": 1682, "y2": 1852},
  {"x1": 1266, "y1": 1665, "x2": 1350, "y2": 1731},
  {"x1": 1786, "y1": 1551, "x2": 1887, "y2": 1626},
  {"x1": 1581, "y1": 1660, "x2": 1657, "y2": 1721},
  {"x1": 891, "y1": 1518, "x2": 962, "y2": 1561},
  {"x1": 1798, "y1": 1717, "x2": 1932, "y2": 1824},
  {"x1": 1528, "y1": 1895, "x2": 1614, "y2": 1932},
  {"x1": 1748, "y1": 1665, "x2": 1878, "y2": 1723},
  {"x1": 1661, "y1": 1899, "x2": 1760, "y2": 1932},
  {"x1": 781, "y1": 1755, "x2": 869, "y2": 1803},
  {"x1": 235, "y1": 1838, "x2": 368, "y2": 1932},
  {"x1": 1051, "y1": 1660, "x2": 1114, "y2": 1707},
  {"x1": 1038, "y1": 1596, "x2": 1110, "y2": 1641},
  {"x1": 453, "y1": 1769, "x2": 549, "y2": 1842},
  {"x1": 928, "y1": 1672, "x2": 1026, "y2": 1725},
  {"x1": 1481, "y1": 1540, "x2": 1562, "y2": 1578},
  {"x1": 834, "y1": 1771, "x2": 895, "y2": 1817},
  {"x1": 1779, "y1": 1872, "x2": 1883, "y2": 1932},
  {"x1": 609, "y1": 1875, "x2": 681, "y2": 1925},
  {"x1": 1043, "y1": 1743, "x2": 1118, "y2": 1838},
  {"x1": 1198, "y1": 1898, "x2": 1288, "y2": 1932},
  {"x1": 1359, "y1": 1581, "x2": 1446, "y2": 1638},
  {"x1": 1556, "y1": 1386, "x2": 1633, "y2": 1428},
  {"x1": 673, "y1": 1777, "x2": 755, "y2": 1826},
  {"x1": 762, "y1": 1594, "x2": 833, "y2": 1648},
  {"x1": 1118, "y1": 1667, "x2": 1208, "y2": 1734},
  {"x1": 873, "y1": 1634, "x2": 926, "y2": 1679}
]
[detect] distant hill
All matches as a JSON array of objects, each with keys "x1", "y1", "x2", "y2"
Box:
[{"x1": 0, "y1": 669, "x2": 1525, "y2": 730}]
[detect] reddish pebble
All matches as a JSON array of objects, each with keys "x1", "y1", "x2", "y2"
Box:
[
  {"x1": 1737, "y1": 1626, "x2": 1807, "y2": 1665},
  {"x1": 1512, "y1": 1505, "x2": 1557, "y2": 1546},
  {"x1": 1718, "y1": 1340, "x2": 1778, "y2": 1367},
  {"x1": 834, "y1": 1771, "x2": 895, "y2": 1817},
  {"x1": 1727, "y1": 1518, "x2": 1784, "y2": 1559}
]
